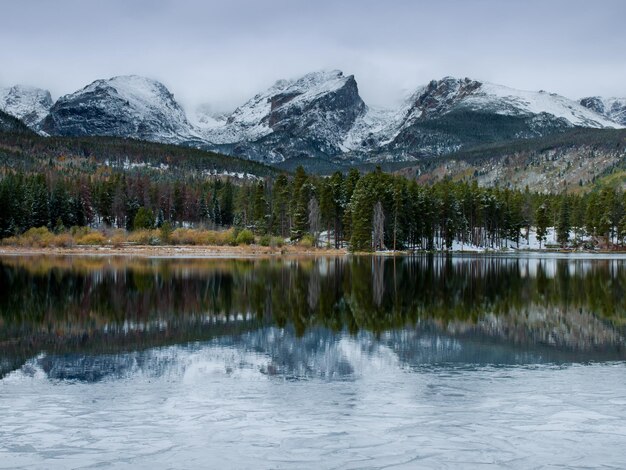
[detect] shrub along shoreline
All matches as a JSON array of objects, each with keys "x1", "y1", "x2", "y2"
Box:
[
  {"x1": 0, "y1": 225, "x2": 608, "y2": 257},
  {"x1": 0, "y1": 226, "x2": 313, "y2": 251}
]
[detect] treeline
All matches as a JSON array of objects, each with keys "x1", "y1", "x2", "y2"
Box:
[
  {"x1": 0, "y1": 132, "x2": 278, "y2": 177},
  {"x1": 2, "y1": 165, "x2": 626, "y2": 250}
]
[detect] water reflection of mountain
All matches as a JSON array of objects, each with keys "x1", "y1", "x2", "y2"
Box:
[
  {"x1": 22, "y1": 324, "x2": 624, "y2": 384},
  {"x1": 1, "y1": 255, "x2": 625, "y2": 379}
]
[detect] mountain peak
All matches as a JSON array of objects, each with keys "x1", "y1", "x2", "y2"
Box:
[
  {"x1": 408, "y1": 77, "x2": 483, "y2": 119},
  {"x1": 0, "y1": 84, "x2": 53, "y2": 129},
  {"x1": 202, "y1": 69, "x2": 365, "y2": 163},
  {"x1": 580, "y1": 96, "x2": 626, "y2": 125},
  {"x1": 17, "y1": 71, "x2": 624, "y2": 167},
  {"x1": 41, "y1": 75, "x2": 196, "y2": 143}
]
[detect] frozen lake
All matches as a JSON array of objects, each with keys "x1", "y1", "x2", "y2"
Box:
[{"x1": 1, "y1": 255, "x2": 625, "y2": 468}]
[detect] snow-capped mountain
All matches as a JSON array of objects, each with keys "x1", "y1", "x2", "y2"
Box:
[
  {"x1": 6, "y1": 71, "x2": 621, "y2": 168},
  {"x1": 405, "y1": 78, "x2": 618, "y2": 127},
  {"x1": 41, "y1": 75, "x2": 199, "y2": 144},
  {"x1": 0, "y1": 85, "x2": 53, "y2": 129},
  {"x1": 579, "y1": 97, "x2": 626, "y2": 126},
  {"x1": 202, "y1": 70, "x2": 366, "y2": 163},
  {"x1": 344, "y1": 77, "x2": 621, "y2": 160}
]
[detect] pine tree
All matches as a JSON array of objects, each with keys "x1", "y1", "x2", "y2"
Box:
[
  {"x1": 210, "y1": 185, "x2": 222, "y2": 227},
  {"x1": 291, "y1": 169, "x2": 311, "y2": 240},
  {"x1": 28, "y1": 174, "x2": 49, "y2": 229},
  {"x1": 220, "y1": 179, "x2": 234, "y2": 226},
  {"x1": 342, "y1": 168, "x2": 360, "y2": 243},
  {"x1": 49, "y1": 182, "x2": 72, "y2": 230},
  {"x1": 329, "y1": 171, "x2": 344, "y2": 247},
  {"x1": 535, "y1": 203, "x2": 549, "y2": 249},
  {"x1": 172, "y1": 182, "x2": 184, "y2": 227},
  {"x1": 319, "y1": 180, "x2": 334, "y2": 247},
  {"x1": 556, "y1": 196, "x2": 570, "y2": 247},
  {"x1": 598, "y1": 188, "x2": 617, "y2": 247},
  {"x1": 133, "y1": 207, "x2": 155, "y2": 230},
  {"x1": 272, "y1": 174, "x2": 290, "y2": 238},
  {"x1": 349, "y1": 181, "x2": 373, "y2": 251},
  {"x1": 252, "y1": 181, "x2": 267, "y2": 233},
  {"x1": 585, "y1": 192, "x2": 599, "y2": 240}
]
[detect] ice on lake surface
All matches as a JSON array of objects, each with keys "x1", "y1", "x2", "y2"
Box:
[{"x1": 1, "y1": 254, "x2": 626, "y2": 469}]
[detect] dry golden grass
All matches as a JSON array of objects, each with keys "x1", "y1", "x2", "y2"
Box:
[
  {"x1": 2, "y1": 227, "x2": 76, "y2": 248},
  {"x1": 1, "y1": 227, "x2": 329, "y2": 253},
  {"x1": 127, "y1": 229, "x2": 159, "y2": 245},
  {"x1": 169, "y1": 227, "x2": 237, "y2": 246},
  {"x1": 75, "y1": 231, "x2": 107, "y2": 246},
  {"x1": 109, "y1": 229, "x2": 127, "y2": 248}
]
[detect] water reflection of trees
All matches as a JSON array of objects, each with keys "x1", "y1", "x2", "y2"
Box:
[{"x1": 1, "y1": 255, "x2": 625, "y2": 349}]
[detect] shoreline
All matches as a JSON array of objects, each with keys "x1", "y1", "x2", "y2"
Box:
[
  {"x1": 0, "y1": 244, "x2": 350, "y2": 258},
  {"x1": 1, "y1": 244, "x2": 626, "y2": 259}
]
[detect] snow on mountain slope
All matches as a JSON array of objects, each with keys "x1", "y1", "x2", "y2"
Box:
[
  {"x1": 202, "y1": 70, "x2": 366, "y2": 162},
  {"x1": 466, "y1": 82, "x2": 621, "y2": 128},
  {"x1": 0, "y1": 85, "x2": 53, "y2": 129},
  {"x1": 41, "y1": 75, "x2": 199, "y2": 143},
  {"x1": 191, "y1": 104, "x2": 229, "y2": 130},
  {"x1": 398, "y1": 77, "x2": 620, "y2": 128},
  {"x1": 579, "y1": 97, "x2": 626, "y2": 126},
  {"x1": 341, "y1": 106, "x2": 399, "y2": 151},
  {"x1": 344, "y1": 77, "x2": 621, "y2": 160},
  {"x1": 19, "y1": 72, "x2": 623, "y2": 166}
]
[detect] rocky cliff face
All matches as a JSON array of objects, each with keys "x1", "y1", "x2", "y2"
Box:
[
  {"x1": 0, "y1": 85, "x2": 52, "y2": 129},
  {"x1": 203, "y1": 70, "x2": 367, "y2": 163},
  {"x1": 40, "y1": 75, "x2": 199, "y2": 144},
  {"x1": 580, "y1": 96, "x2": 626, "y2": 125}
]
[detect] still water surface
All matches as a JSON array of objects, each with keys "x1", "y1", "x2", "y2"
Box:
[{"x1": 1, "y1": 254, "x2": 625, "y2": 468}]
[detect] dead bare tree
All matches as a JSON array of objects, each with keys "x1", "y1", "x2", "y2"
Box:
[
  {"x1": 372, "y1": 201, "x2": 386, "y2": 251},
  {"x1": 308, "y1": 197, "x2": 321, "y2": 247},
  {"x1": 372, "y1": 256, "x2": 385, "y2": 306}
]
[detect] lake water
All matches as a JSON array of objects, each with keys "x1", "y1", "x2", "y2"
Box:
[{"x1": 1, "y1": 254, "x2": 625, "y2": 469}]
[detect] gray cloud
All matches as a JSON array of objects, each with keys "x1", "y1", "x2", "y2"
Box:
[{"x1": 1, "y1": 0, "x2": 624, "y2": 112}]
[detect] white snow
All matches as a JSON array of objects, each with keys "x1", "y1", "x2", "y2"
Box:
[
  {"x1": 467, "y1": 82, "x2": 622, "y2": 128},
  {"x1": 341, "y1": 105, "x2": 399, "y2": 151},
  {"x1": 57, "y1": 75, "x2": 201, "y2": 142},
  {"x1": 341, "y1": 76, "x2": 623, "y2": 155},
  {"x1": 190, "y1": 104, "x2": 229, "y2": 130},
  {"x1": 581, "y1": 96, "x2": 626, "y2": 125},
  {"x1": 3, "y1": 72, "x2": 622, "y2": 164},
  {"x1": 372, "y1": 227, "x2": 590, "y2": 253},
  {"x1": 203, "y1": 70, "x2": 353, "y2": 145},
  {"x1": 0, "y1": 84, "x2": 52, "y2": 128}
]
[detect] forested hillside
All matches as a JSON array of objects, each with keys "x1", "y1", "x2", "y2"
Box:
[
  {"x1": 0, "y1": 131, "x2": 278, "y2": 178},
  {"x1": 0, "y1": 110, "x2": 33, "y2": 134},
  {"x1": 2, "y1": 120, "x2": 626, "y2": 252},
  {"x1": 399, "y1": 128, "x2": 626, "y2": 192}
]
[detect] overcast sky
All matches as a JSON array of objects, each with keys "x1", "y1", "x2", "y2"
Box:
[{"x1": 2, "y1": 0, "x2": 625, "y2": 112}]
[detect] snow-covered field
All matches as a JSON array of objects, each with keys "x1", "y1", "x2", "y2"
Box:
[{"x1": 370, "y1": 227, "x2": 593, "y2": 253}]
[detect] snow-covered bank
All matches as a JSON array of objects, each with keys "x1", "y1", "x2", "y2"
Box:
[{"x1": 372, "y1": 227, "x2": 613, "y2": 254}]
